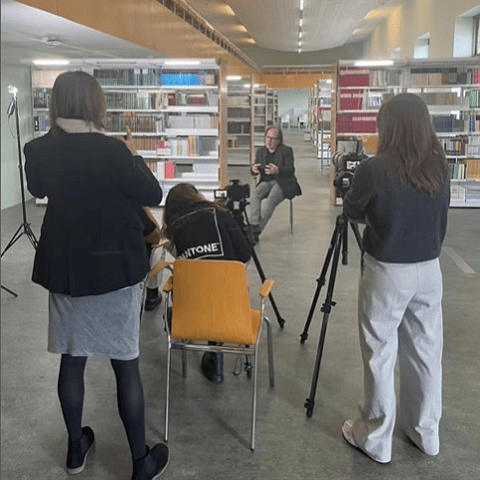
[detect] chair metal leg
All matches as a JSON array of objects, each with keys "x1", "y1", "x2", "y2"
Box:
[
  {"x1": 251, "y1": 349, "x2": 259, "y2": 451},
  {"x1": 165, "y1": 344, "x2": 172, "y2": 442},
  {"x1": 182, "y1": 349, "x2": 188, "y2": 378},
  {"x1": 289, "y1": 199, "x2": 293, "y2": 234},
  {"x1": 263, "y1": 317, "x2": 275, "y2": 388}
]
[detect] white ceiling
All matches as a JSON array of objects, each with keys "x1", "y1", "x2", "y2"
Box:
[
  {"x1": 1, "y1": 0, "x2": 407, "y2": 67},
  {"x1": 188, "y1": 0, "x2": 406, "y2": 53}
]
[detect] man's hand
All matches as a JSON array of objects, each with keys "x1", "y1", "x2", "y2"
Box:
[{"x1": 252, "y1": 163, "x2": 261, "y2": 174}]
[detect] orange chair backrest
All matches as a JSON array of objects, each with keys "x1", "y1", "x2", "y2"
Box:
[{"x1": 170, "y1": 259, "x2": 259, "y2": 345}]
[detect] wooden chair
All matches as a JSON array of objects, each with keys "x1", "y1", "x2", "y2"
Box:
[{"x1": 162, "y1": 259, "x2": 275, "y2": 451}]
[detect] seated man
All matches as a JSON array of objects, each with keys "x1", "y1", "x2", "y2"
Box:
[{"x1": 248, "y1": 126, "x2": 302, "y2": 243}]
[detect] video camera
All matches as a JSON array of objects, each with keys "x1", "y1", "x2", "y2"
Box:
[
  {"x1": 332, "y1": 151, "x2": 369, "y2": 197},
  {"x1": 214, "y1": 179, "x2": 250, "y2": 214}
]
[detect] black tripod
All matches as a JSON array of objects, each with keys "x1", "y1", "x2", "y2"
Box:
[
  {"x1": 301, "y1": 213, "x2": 362, "y2": 417},
  {"x1": 1, "y1": 86, "x2": 38, "y2": 297},
  {"x1": 228, "y1": 200, "x2": 286, "y2": 329}
]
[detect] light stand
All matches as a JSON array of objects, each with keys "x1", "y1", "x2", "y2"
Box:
[{"x1": 1, "y1": 86, "x2": 38, "y2": 297}]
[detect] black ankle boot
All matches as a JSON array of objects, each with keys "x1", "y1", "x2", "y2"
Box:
[
  {"x1": 145, "y1": 288, "x2": 162, "y2": 311},
  {"x1": 201, "y1": 352, "x2": 224, "y2": 384},
  {"x1": 131, "y1": 443, "x2": 169, "y2": 480},
  {"x1": 66, "y1": 426, "x2": 95, "y2": 474}
]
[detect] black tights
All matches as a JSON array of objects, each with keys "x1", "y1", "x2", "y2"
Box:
[{"x1": 58, "y1": 354, "x2": 147, "y2": 460}]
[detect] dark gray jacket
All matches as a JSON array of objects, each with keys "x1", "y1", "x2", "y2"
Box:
[
  {"x1": 343, "y1": 153, "x2": 449, "y2": 263},
  {"x1": 254, "y1": 144, "x2": 302, "y2": 199}
]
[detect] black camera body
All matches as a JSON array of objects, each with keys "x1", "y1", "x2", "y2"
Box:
[
  {"x1": 214, "y1": 179, "x2": 250, "y2": 213},
  {"x1": 257, "y1": 164, "x2": 266, "y2": 175},
  {"x1": 332, "y1": 151, "x2": 369, "y2": 197}
]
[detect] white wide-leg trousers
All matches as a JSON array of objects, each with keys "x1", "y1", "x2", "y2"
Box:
[{"x1": 352, "y1": 252, "x2": 443, "y2": 463}]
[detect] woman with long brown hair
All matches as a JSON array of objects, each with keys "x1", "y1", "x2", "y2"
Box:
[
  {"x1": 342, "y1": 93, "x2": 450, "y2": 463},
  {"x1": 24, "y1": 71, "x2": 168, "y2": 479},
  {"x1": 163, "y1": 183, "x2": 252, "y2": 383}
]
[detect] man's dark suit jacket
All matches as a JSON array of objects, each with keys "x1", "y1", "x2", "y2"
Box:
[{"x1": 255, "y1": 143, "x2": 302, "y2": 199}]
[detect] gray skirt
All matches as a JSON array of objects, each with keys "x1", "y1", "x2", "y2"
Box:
[{"x1": 48, "y1": 284, "x2": 143, "y2": 361}]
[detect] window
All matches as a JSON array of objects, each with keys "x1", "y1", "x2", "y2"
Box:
[{"x1": 474, "y1": 14, "x2": 480, "y2": 56}]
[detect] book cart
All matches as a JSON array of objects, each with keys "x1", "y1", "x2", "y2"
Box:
[
  {"x1": 330, "y1": 59, "x2": 480, "y2": 207},
  {"x1": 31, "y1": 58, "x2": 227, "y2": 205}
]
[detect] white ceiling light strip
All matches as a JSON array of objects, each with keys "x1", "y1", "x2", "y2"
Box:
[{"x1": 298, "y1": 0, "x2": 304, "y2": 53}]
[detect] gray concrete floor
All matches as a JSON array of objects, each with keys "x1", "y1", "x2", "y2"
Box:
[{"x1": 2, "y1": 131, "x2": 480, "y2": 479}]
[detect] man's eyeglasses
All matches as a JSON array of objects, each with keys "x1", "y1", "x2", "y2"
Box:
[{"x1": 266, "y1": 135, "x2": 280, "y2": 140}]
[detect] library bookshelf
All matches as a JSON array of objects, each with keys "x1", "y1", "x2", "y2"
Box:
[
  {"x1": 309, "y1": 79, "x2": 332, "y2": 172},
  {"x1": 226, "y1": 76, "x2": 254, "y2": 166},
  {"x1": 31, "y1": 58, "x2": 227, "y2": 205},
  {"x1": 330, "y1": 59, "x2": 480, "y2": 208}
]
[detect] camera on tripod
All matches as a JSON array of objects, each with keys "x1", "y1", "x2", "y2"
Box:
[
  {"x1": 332, "y1": 151, "x2": 368, "y2": 197},
  {"x1": 214, "y1": 179, "x2": 250, "y2": 214}
]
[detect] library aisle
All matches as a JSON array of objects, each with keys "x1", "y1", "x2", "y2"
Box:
[{"x1": 1, "y1": 131, "x2": 479, "y2": 479}]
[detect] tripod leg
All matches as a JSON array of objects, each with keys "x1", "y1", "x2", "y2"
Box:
[
  {"x1": 1, "y1": 224, "x2": 24, "y2": 258},
  {"x1": 305, "y1": 218, "x2": 344, "y2": 417},
  {"x1": 25, "y1": 223, "x2": 39, "y2": 249},
  {"x1": 350, "y1": 222, "x2": 363, "y2": 249},
  {"x1": 300, "y1": 224, "x2": 338, "y2": 344},
  {"x1": 1, "y1": 284, "x2": 18, "y2": 297},
  {"x1": 250, "y1": 248, "x2": 286, "y2": 328}
]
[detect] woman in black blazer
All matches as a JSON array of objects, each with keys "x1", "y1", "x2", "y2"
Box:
[{"x1": 24, "y1": 71, "x2": 168, "y2": 479}]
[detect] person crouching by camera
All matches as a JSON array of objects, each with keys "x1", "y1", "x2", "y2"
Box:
[
  {"x1": 162, "y1": 183, "x2": 252, "y2": 383},
  {"x1": 341, "y1": 93, "x2": 450, "y2": 464},
  {"x1": 247, "y1": 126, "x2": 302, "y2": 244}
]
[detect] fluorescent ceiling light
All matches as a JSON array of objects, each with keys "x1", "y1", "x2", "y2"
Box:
[
  {"x1": 298, "y1": 41, "x2": 302, "y2": 47},
  {"x1": 163, "y1": 60, "x2": 201, "y2": 66},
  {"x1": 299, "y1": 32, "x2": 302, "y2": 39},
  {"x1": 326, "y1": 79, "x2": 333, "y2": 83},
  {"x1": 354, "y1": 60, "x2": 394, "y2": 67},
  {"x1": 227, "y1": 76, "x2": 242, "y2": 80},
  {"x1": 299, "y1": 18, "x2": 303, "y2": 27},
  {"x1": 300, "y1": 0, "x2": 304, "y2": 11},
  {"x1": 298, "y1": 49, "x2": 302, "y2": 53},
  {"x1": 33, "y1": 59, "x2": 70, "y2": 66}
]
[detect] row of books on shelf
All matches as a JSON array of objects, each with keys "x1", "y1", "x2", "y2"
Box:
[
  {"x1": 337, "y1": 113, "x2": 378, "y2": 133},
  {"x1": 408, "y1": 67, "x2": 480, "y2": 86},
  {"x1": 228, "y1": 97, "x2": 250, "y2": 106},
  {"x1": 144, "y1": 159, "x2": 218, "y2": 180},
  {"x1": 104, "y1": 90, "x2": 218, "y2": 110},
  {"x1": 449, "y1": 159, "x2": 480, "y2": 180},
  {"x1": 466, "y1": 90, "x2": 479, "y2": 108},
  {"x1": 340, "y1": 90, "x2": 471, "y2": 111},
  {"x1": 338, "y1": 67, "x2": 480, "y2": 87},
  {"x1": 467, "y1": 115, "x2": 480, "y2": 133},
  {"x1": 155, "y1": 137, "x2": 217, "y2": 157},
  {"x1": 441, "y1": 137, "x2": 467, "y2": 156},
  {"x1": 106, "y1": 113, "x2": 159, "y2": 133},
  {"x1": 168, "y1": 114, "x2": 218, "y2": 129},
  {"x1": 33, "y1": 88, "x2": 51, "y2": 109},
  {"x1": 93, "y1": 68, "x2": 218, "y2": 87},
  {"x1": 144, "y1": 160, "x2": 177, "y2": 179},
  {"x1": 339, "y1": 68, "x2": 402, "y2": 87},
  {"x1": 228, "y1": 124, "x2": 251, "y2": 134},
  {"x1": 33, "y1": 115, "x2": 51, "y2": 132},
  {"x1": 228, "y1": 107, "x2": 250, "y2": 118}
]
